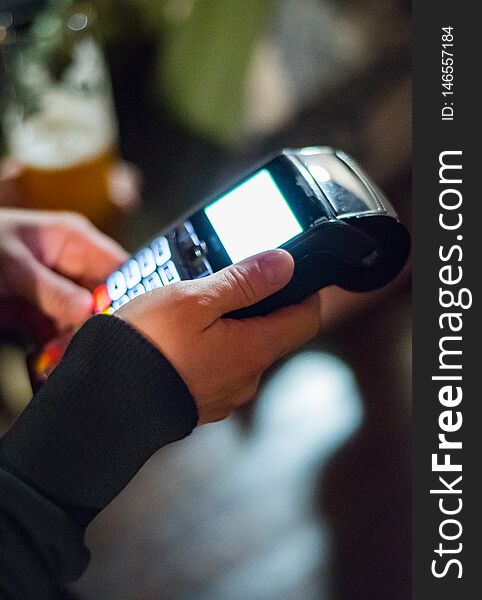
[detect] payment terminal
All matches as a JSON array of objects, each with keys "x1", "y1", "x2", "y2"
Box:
[{"x1": 31, "y1": 146, "x2": 410, "y2": 384}]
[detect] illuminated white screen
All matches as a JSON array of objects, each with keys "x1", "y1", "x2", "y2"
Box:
[{"x1": 204, "y1": 169, "x2": 302, "y2": 263}]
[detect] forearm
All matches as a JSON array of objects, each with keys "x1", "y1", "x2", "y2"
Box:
[{"x1": 0, "y1": 314, "x2": 198, "y2": 593}]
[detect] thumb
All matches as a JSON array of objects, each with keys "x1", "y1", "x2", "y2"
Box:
[
  {"x1": 30, "y1": 261, "x2": 93, "y2": 328},
  {"x1": 197, "y1": 249, "x2": 294, "y2": 322}
]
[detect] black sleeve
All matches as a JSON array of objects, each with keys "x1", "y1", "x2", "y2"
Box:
[{"x1": 0, "y1": 314, "x2": 198, "y2": 598}]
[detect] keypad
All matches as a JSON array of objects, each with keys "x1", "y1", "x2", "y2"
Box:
[
  {"x1": 142, "y1": 271, "x2": 162, "y2": 291},
  {"x1": 106, "y1": 270, "x2": 127, "y2": 302},
  {"x1": 121, "y1": 259, "x2": 141, "y2": 289},
  {"x1": 38, "y1": 224, "x2": 213, "y2": 383},
  {"x1": 158, "y1": 260, "x2": 180, "y2": 286},
  {"x1": 98, "y1": 235, "x2": 181, "y2": 313}
]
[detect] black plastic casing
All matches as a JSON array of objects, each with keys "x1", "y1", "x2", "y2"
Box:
[
  {"x1": 211, "y1": 147, "x2": 410, "y2": 318},
  {"x1": 103, "y1": 146, "x2": 410, "y2": 319},
  {"x1": 107, "y1": 146, "x2": 411, "y2": 320}
]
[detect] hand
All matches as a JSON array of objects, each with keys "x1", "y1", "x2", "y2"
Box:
[
  {"x1": 117, "y1": 250, "x2": 321, "y2": 424},
  {"x1": 0, "y1": 209, "x2": 127, "y2": 341}
]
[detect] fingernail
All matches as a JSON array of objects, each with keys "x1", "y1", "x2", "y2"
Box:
[{"x1": 257, "y1": 250, "x2": 293, "y2": 285}]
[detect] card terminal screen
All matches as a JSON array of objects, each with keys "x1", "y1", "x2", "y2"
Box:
[{"x1": 204, "y1": 169, "x2": 303, "y2": 263}]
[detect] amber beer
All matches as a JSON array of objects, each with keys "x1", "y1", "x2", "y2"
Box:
[
  {"x1": 18, "y1": 148, "x2": 117, "y2": 227},
  {"x1": 9, "y1": 91, "x2": 118, "y2": 228}
]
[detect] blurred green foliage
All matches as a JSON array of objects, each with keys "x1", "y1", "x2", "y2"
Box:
[
  {"x1": 96, "y1": 0, "x2": 275, "y2": 146},
  {"x1": 156, "y1": 0, "x2": 274, "y2": 146}
]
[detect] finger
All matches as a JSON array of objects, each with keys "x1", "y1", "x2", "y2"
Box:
[
  {"x1": 193, "y1": 250, "x2": 294, "y2": 325},
  {"x1": 225, "y1": 293, "x2": 321, "y2": 367},
  {"x1": 44, "y1": 213, "x2": 128, "y2": 283},
  {"x1": 15, "y1": 256, "x2": 93, "y2": 329}
]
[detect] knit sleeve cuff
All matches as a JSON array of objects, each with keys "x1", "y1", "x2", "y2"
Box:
[{"x1": 0, "y1": 314, "x2": 198, "y2": 512}]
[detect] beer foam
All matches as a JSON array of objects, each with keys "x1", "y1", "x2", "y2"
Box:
[{"x1": 9, "y1": 89, "x2": 117, "y2": 169}]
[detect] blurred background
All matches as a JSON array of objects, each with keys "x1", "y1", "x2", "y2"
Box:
[{"x1": 0, "y1": 0, "x2": 411, "y2": 598}]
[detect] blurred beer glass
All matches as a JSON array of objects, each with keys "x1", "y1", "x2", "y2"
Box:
[{"x1": 0, "y1": 0, "x2": 120, "y2": 228}]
